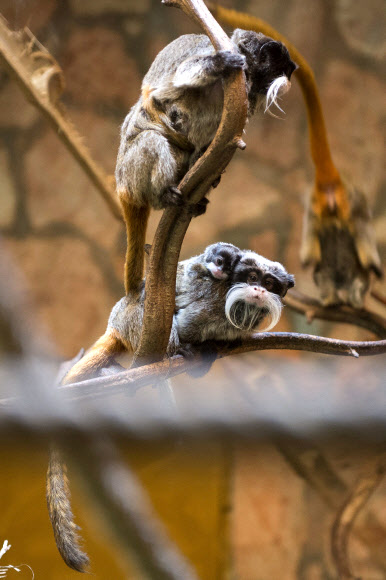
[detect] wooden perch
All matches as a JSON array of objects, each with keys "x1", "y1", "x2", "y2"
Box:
[
  {"x1": 59, "y1": 332, "x2": 386, "y2": 401},
  {"x1": 0, "y1": 17, "x2": 122, "y2": 220},
  {"x1": 133, "y1": 0, "x2": 248, "y2": 364},
  {"x1": 331, "y1": 453, "x2": 386, "y2": 580},
  {"x1": 285, "y1": 290, "x2": 386, "y2": 339}
]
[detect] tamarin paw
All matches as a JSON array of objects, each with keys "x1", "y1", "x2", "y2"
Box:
[
  {"x1": 213, "y1": 50, "x2": 246, "y2": 74},
  {"x1": 160, "y1": 186, "x2": 185, "y2": 207},
  {"x1": 188, "y1": 197, "x2": 210, "y2": 218},
  {"x1": 187, "y1": 341, "x2": 218, "y2": 378}
]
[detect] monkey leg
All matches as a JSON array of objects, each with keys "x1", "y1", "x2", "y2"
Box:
[
  {"x1": 62, "y1": 331, "x2": 126, "y2": 385},
  {"x1": 173, "y1": 50, "x2": 246, "y2": 89},
  {"x1": 313, "y1": 268, "x2": 339, "y2": 306},
  {"x1": 116, "y1": 130, "x2": 187, "y2": 210}
]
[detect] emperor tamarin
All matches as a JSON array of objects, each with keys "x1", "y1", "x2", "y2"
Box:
[{"x1": 116, "y1": 30, "x2": 297, "y2": 294}]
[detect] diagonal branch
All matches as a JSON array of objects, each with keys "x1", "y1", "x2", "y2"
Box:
[
  {"x1": 134, "y1": 0, "x2": 248, "y2": 364},
  {"x1": 285, "y1": 290, "x2": 386, "y2": 339},
  {"x1": 0, "y1": 17, "x2": 122, "y2": 221}
]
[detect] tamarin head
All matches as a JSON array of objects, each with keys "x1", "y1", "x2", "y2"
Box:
[
  {"x1": 225, "y1": 251, "x2": 295, "y2": 332},
  {"x1": 203, "y1": 242, "x2": 241, "y2": 280},
  {"x1": 231, "y1": 29, "x2": 297, "y2": 115}
]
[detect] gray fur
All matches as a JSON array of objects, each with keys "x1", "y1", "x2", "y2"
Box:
[
  {"x1": 115, "y1": 31, "x2": 296, "y2": 210},
  {"x1": 175, "y1": 247, "x2": 294, "y2": 345},
  {"x1": 301, "y1": 182, "x2": 382, "y2": 308}
]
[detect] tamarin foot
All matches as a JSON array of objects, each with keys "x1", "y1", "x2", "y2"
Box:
[
  {"x1": 99, "y1": 362, "x2": 126, "y2": 376},
  {"x1": 212, "y1": 174, "x2": 222, "y2": 189},
  {"x1": 177, "y1": 341, "x2": 218, "y2": 377},
  {"x1": 188, "y1": 197, "x2": 210, "y2": 218},
  {"x1": 213, "y1": 50, "x2": 246, "y2": 74},
  {"x1": 160, "y1": 185, "x2": 185, "y2": 207}
]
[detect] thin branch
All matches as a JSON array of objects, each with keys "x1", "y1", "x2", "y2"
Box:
[
  {"x1": 134, "y1": 0, "x2": 248, "y2": 364},
  {"x1": 62, "y1": 433, "x2": 197, "y2": 580},
  {"x1": 0, "y1": 17, "x2": 122, "y2": 221},
  {"x1": 331, "y1": 453, "x2": 386, "y2": 580},
  {"x1": 285, "y1": 290, "x2": 386, "y2": 339},
  {"x1": 57, "y1": 332, "x2": 386, "y2": 401},
  {"x1": 227, "y1": 360, "x2": 386, "y2": 573},
  {"x1": 371, "y1": 289, "x2": 386, "y2": 307}
]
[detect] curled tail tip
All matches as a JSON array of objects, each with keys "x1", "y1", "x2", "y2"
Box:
[
  {"x1": 61, "y1": 545, "x2": 90, "y2": 573},
  {"x1": 47, "y1": 454, "x2": 90, "y2": 573}
]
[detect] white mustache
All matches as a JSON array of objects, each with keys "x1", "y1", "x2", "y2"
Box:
[
  {"x1": 265, "y1": 75, "x2": 291, "y2": 117},
  {"x1": 225, "y1": 283, "x2": 283, "y2": 332}
]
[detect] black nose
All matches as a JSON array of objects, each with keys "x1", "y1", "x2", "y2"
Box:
[{"x1": 288, "y1": 61, "x2": 298, "y2": 79}]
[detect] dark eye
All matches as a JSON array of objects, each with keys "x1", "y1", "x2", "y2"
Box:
[
  {"x1": 264, "y1": 277, "x2": 274, "y2": 291},
  {"x1": 248, "y1": 272, "x2": 258, "y2": 284},
  {"x1": 215, "y1": 257, "x2": 224, "y2": 267}
]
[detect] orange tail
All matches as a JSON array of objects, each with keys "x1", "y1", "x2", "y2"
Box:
[
  {"x1": 62, "y1": 331, "x2": 125, "y2": 385},
  {"x1": 210, "y1": 4, "x2": 340, "y2": 189},
  {"x1": 118, "y1": 194, "x2": 150, "y2": 295}
]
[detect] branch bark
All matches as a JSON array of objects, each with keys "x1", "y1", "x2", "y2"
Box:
[
  {"x1": 59, "y1": 332, "x2": 386, "y2": 401},
  {"x1": 285, "y1": 290, "x2": 386, "y2": 339},
  {"x1": 0, "y1": 17, "x2": 122, "y2": 221},
  {"x1": 331, "y1": 453, "x2": 386, "y2": 580},
  {"x1": 134, "y1": 0, "x2": 248, "y2": 364}
]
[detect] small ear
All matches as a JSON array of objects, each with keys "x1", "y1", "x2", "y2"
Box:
[
  {"x1": 144, "y1": 243, "x2": 152, "y2": 255},
  {"x1": 259, "y1": 40, "x2": 283, "y2": 61},
  {"x1": 287, "y1": 275, "x2": 295, "y2": 289},
  {"x1": 283, "y1": 274, "x2": 295, "y2": 295}
]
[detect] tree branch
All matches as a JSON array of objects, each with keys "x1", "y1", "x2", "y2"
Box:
[
  {"x1": 0, "y1": 17, "x2": 122, "y2": 221},
  {"x1": 58, "y1": 332, "x2": 386, "y2": 401},
  {"x1": 134, "y1": 0, "x2": 248, "y2": 364},
  {"x1": 331, "y1": 453, "x2": 386, "y2": 580},
  {"x1": 371, "y1": 289, "x2": 386, "y2": 307},
  {"x1": 285, "y1": 290, "x2": 386, "y2": 339}
]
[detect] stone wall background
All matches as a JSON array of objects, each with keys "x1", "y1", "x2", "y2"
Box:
[{"x1": 0, "y1": 1, "x2": 385, "y2": 579}]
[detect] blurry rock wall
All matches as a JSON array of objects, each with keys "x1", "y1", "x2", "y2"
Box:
[
  {"x1": 0, "y1": 1, "x2": 385, "y2": 579},
  {"x1": 0, "y1": 0, "x2": 384, "y2": 355}
]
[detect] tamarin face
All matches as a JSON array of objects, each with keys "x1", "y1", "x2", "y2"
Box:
[
  {"x1": 232, "y1": 29, "x2": 297, "y2": 114},
  {"x1": 225, "y1": 251, "x2": 295, "y2": 332},
  {"x1": 203, "y1": 242, "x2": 241, "y2": 280}
]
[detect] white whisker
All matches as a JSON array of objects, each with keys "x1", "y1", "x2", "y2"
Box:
[
  {"x1": 265, "y1": 76, "x2": 290, "y2": 116},
  {"x1": 225, "y1": 284, "x2": 283, "y2": 332}
]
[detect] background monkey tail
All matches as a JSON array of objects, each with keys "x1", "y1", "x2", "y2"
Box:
[
  {"x1": 46, "y1": 448, "x2": 90, "y2": 573},
  {"x1": 119, "y1": 194, "x2": 151, "y2": 295},
  {"x1": 62, "y1": 330, "x2": 126, "y2": 385}
]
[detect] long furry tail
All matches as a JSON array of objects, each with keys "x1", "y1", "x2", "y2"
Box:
[
  {"x1": 46, "y1": 448, "x2": 89, "y2": 572},
  {"x1": 119, "y1": 194, "x2": 150, "y2": 295},
  {"x1": 62, "y1": 331, "x2": 125, "y2": 385},
  {"x1": 47, "y1": 332, "x2": 126, "y2": 571}
]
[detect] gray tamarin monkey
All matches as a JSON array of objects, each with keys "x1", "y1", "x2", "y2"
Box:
[
  {"x1": 47, "y1": 243, "x2": 294, "y2": 571},
  {"x1": 175, "y1": 248, "x2": 295, "y2": 346},
  {"x1": 116, "y1": 29, "x2": 297, "y2": 294}
]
